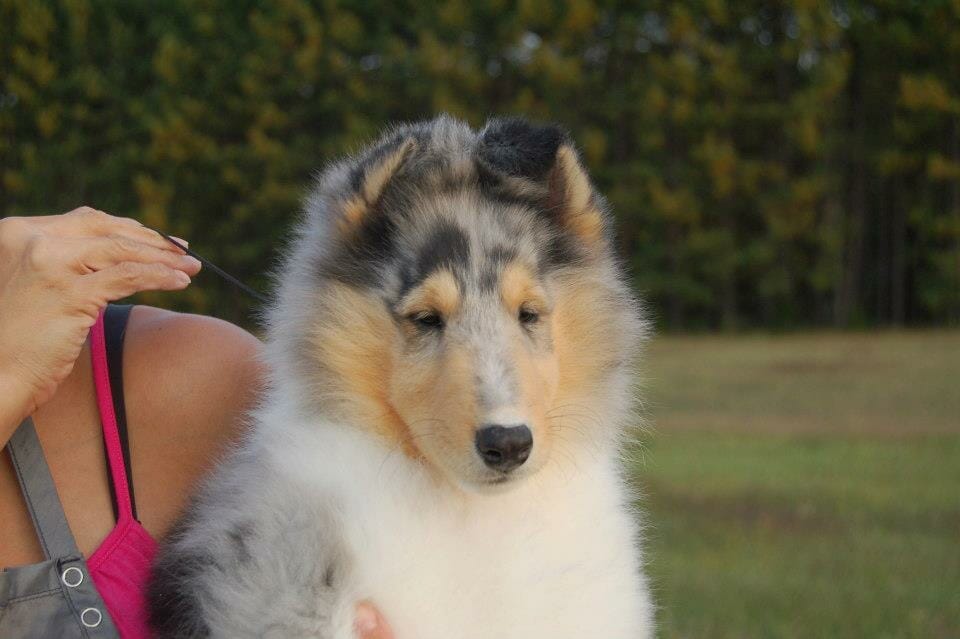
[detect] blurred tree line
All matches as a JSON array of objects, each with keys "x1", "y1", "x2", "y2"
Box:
[{"x1": 2, "y1": 0, "x2": 959, "y2": 330}]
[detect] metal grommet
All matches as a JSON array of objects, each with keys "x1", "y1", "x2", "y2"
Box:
[
  {"x1": 61, "y1": 566, "x2": 84, "y2": 588},
  {"x1": 80, "y1": 607, "x2": 103, "y2": 628}
]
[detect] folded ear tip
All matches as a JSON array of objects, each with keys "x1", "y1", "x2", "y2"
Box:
[
  {"x1": 477, "y1": 116, "x2": 569, "y2": 180},
  {"x1": 397, "y1": 136, "x2": 417, "y2": 153},
  {"x1": 481, "y1": 116, "x2": 567, "y2": 143},
  {"x1": 335, "y1": 133, "x2": 419, "y2": 235}
]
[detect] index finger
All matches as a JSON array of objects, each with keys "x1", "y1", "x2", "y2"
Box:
[{"x1": 49, "y1": 206, "x2": 188, "y2": 254}]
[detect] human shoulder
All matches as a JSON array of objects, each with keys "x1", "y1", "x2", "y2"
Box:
[
  {"x1": 120, "y1": 306, "x2": 265, "y2": 536},
  {"x1": 125, "y1": 305, "x2": 264, "y2": 412},
  {"x1": 127, "y1": 305, "x2": 263, "y2": 378}
]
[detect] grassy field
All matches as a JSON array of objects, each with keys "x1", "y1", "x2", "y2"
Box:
[{"x1": 631, "y1": 331, "x2": 960, "y2": 639}]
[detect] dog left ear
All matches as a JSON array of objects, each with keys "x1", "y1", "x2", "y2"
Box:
[
  {"x1": 338, "y1": 137, "x2": 417, "y2": 235},
  {"x1": 477, "y1": 118, "x2": 605, "y2": 249}
]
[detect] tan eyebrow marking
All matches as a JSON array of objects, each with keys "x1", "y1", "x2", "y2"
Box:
[{"x1": 397, "y1": 269, "x2": 461, "y2": 318}]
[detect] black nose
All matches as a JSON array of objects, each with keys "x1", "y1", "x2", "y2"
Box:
[{"x1": 475, "y1": 425, "x2": 533, "y2": 472}]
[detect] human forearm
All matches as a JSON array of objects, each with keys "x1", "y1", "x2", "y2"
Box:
[{"x1": 0, "y1": 364, "x2": 35, "y2": 446}]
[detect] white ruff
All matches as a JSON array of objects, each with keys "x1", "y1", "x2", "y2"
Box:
[{"x1": 244, "y1": 398, "x2": 653, "y2": 639}]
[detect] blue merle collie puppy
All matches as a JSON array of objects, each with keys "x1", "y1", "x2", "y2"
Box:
[{"x1": 147, "y1": 115, "x2": 653, "y2": 638}]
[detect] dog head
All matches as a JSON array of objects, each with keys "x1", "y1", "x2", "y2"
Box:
[{"x1": 272, "y1": 115, "x2": 644, "y2": 492}]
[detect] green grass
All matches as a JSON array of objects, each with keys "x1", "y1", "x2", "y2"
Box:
[{"x1": 632, "y1": 331, "x2": 960, "y2": 639}]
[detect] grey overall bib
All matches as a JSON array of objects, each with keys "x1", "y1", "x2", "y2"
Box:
[{"x1": 0, "y1": 417, "x2": 121, "y2": 637}]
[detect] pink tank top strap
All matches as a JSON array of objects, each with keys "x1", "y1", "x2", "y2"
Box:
[{"x1": 90, "y1": 309, "x2": 134, "y2": 523}]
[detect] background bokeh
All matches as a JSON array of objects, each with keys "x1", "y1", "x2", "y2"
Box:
[
  {"x1": 2, "y1": 2, "x2": 958, "y2": 637},
  {"x1": 4, "y1": 0, "x2": 959, "y2": 329}
]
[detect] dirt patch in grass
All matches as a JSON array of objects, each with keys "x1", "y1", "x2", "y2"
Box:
[
  {"x1": 766, "y1": 359, "x2": 851, "y2": 374},
  {"x1": 644, "y1": 482, "x2": 844, "y2": 535},
  {"x1": 643, "y1": 479, "x2": 960, "y2": 537},
  {"x1": 644, "y1": 330, "x2": 960, "y2": 437},
  {"x1": 651, "y1": 412, "x2": 959, "y2": 437}
]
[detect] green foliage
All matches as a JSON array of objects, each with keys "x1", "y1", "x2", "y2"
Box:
[{"x1": 2, "y1": 0, "x2": 959, "y2": 329}]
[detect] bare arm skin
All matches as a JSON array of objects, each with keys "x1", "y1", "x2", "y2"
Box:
[
  {"x1": 114, "y1": 306, "x2": 265, "y2": 539},
  {"x1": 0, "y1": 208, "x2": 393, "y2": 639},
  {"x1": 0, "y1": 207, "x2": 200, "y2": 438}
]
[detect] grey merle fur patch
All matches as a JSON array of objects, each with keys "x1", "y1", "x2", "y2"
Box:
[{"x1": 309, "y1": 115, "x2": 605, "y2": 300}]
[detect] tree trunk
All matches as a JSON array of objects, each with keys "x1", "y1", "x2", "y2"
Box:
[
  {"x1": 891, "y1": 175, "x2": 906, "y2": 325},
  {"x1": 952, "y1": 117, "x2": 960, "y2": 325},
  {"x1": 835, "y1": 40, "x2": 866, "y2": 327}
]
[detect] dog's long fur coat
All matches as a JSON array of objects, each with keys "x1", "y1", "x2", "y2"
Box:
[{"x1": 147, "y1": 116, "x2": 654, "y2": 638}]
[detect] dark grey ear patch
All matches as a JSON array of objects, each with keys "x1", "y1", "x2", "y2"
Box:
[
  {"x1": 475, "y1": 116, "x2": 607, "y2": 263},
  {"x1": 476, "y1": 117, "x2": 568, "y2": 182}
]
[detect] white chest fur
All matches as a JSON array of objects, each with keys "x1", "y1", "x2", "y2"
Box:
[{"x1": 265, "y1": 420, "x2": 653, "y2": 639}]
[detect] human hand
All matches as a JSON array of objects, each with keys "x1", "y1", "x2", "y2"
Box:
[
  {"x1": 354, "y1": 601, "x2": 395, "y2": 639},
  {"x1": 0, "y1": 206, "x2": 201, "y2": 428}
]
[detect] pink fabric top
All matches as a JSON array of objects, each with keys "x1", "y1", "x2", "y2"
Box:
[{"x1": 88, "y1": 311, "x2": 158, "y2": 638}]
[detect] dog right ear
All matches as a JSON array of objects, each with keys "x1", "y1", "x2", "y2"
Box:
[
  {"x1": 476, "y1": 118, "x2": 606, "y2": 251},
  {"x1": 336, "y1": 137, "x2": 416, "y2": 235}
]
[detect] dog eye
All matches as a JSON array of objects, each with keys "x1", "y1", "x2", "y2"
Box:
[
  {"x1": 409, "y1": 312, "x2": 444, "y2": 330},
  {"x1": 518, "y1": 307, "x2": 539, "y2": 325}
]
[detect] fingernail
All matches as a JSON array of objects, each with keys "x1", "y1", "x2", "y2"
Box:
[
  {"x1": 182, "y1": 256, "x2": 202, "y2": 270},
  {"x1": 176, "y1": 271, "x2": 191, "y2": 285},
  {"x1": 170, "y1": 236, "x2": 189, "y2": 248}
]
